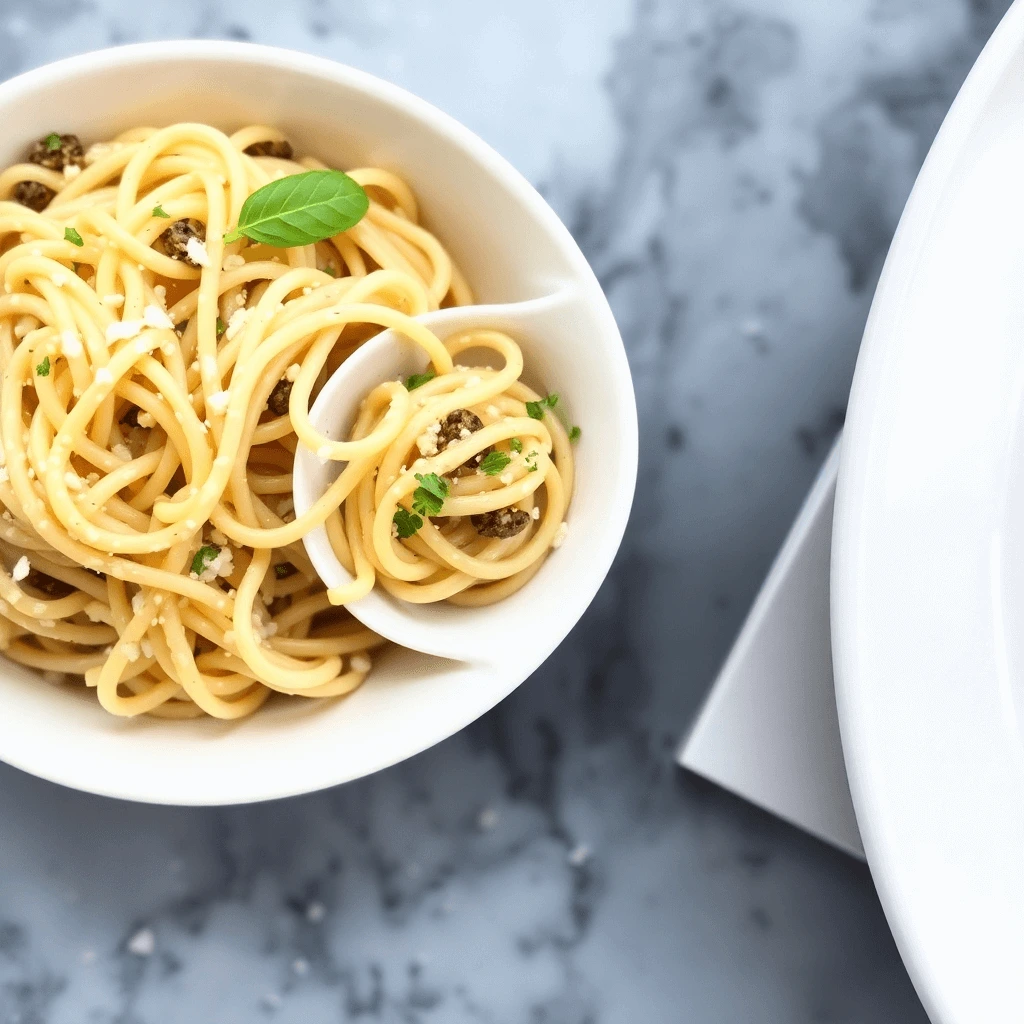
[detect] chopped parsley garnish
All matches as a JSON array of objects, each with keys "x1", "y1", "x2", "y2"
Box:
[
  {"x1": 411, "y1": 472, "x2": 448, "y2": 517},
  {"x1": 216, "y1": 317, "x2": 226, "y2": 337},
  {"x1": 509, "y1": 438, "x2": 523, "y2": 453},
  {"x1": 190, "y1": 545, "x2": 220, "y2": 577},
  {"x1": 393, "y1": 507, "x2": 423, "y2": 538},
  {"x1": 404, "y1": 371, "x2": 435, "y2": 391},
  {"x1": 479, "y1": 451, "x2": 511, "y2": 476},
  {"x1": 152, "y1": 204, "x2": 170, "y2": 218},
  {"x1": 44, "y1": 133, "x2": 61, "y2": 152},
  {"x1": 569, "y1": 425, "x2": 581, "y2": 443},
  {"x1": 323, "y1": 265, "x2": 337, "y2": 277},
  {"x1": 35, "y1": 356, "x2": 50, "y2": 377},
  {"x1": 525, "y1": 450, "x2": 540, "y2": 472},
  {"x1": 526, "y1": 393, "x2": 559, "y2": 420},
  {"x1": 64, "y1": 226, "x2": 84, "y2": 247}
]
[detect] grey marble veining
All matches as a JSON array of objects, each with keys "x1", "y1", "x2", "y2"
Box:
[{"x1": 0, "y1": 1, "x2": 1004, "y2": 1021}]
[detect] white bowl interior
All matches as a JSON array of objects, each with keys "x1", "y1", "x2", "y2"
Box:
[
  {"x1": 832, "y1": 5, "x2": 1024, "y2": 1019},
  {"x1": 0, "y1": 43, "x2": 637, "y2": 804}
]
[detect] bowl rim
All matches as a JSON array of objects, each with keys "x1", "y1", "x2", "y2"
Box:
[
  {"x1": 0, "y1": 40, "x2": 639, "y2": 804},
  {"x1": 831, "y1": 2, "x2": 1024, "y2": 1019}
]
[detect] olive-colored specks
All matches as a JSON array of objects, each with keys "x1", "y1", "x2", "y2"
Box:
[
  {"x1": 244, "y1": 139, "x2": 294, "y2": 160},
  {"x1": 28, "y1": 133, "x2": 85, "y2": 172},
  {"x1": 472, "y1": 507, "x2": 531, "y2": 539},
  {"x1": 161, "y1": 218, "x2": 206, "y2": 266},
  {"x1": 13, "y1": 180, "x2": 55, "y2": 211},
  {"x1": 268, "y1": 378, "x2": 292, "y2": 416},
  {"x1": 437, "y1": 408, "x2": 490, "y2": 472}
]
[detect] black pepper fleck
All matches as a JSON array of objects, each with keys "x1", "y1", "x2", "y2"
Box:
[
  {"x1": 472, "y1": 507, "x2": 531, "y2": 539},
  {"x1": 161, "y1": 218, "x2": 206, "y2": 266}
]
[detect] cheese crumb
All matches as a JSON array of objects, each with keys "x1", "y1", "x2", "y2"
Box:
[
  {"x1": 142, "y1": 304, "x2": 174, "y2": 329},
  {"x1": 224, "y1": 307, "x2": 250, "y2": 340},
  {"x1": 207, "y1": 390, "x2": 230, "y2": 414},
  {"x1": 531, "y1": 507, "x2": 540, "y2": 520},
  {"x1": 120, "y1": 641, "x2": 141, "y2": 662},
  {"x1": 222, "y1": 254, "x2": 245, "y2": 270},
  {"x1": 11, "y1": 556, "x2": 29, "y2": 581},
  {"x1": 196, "y1": 545, "x2": 233, "y2": 583},
  {"x1": 350, "y1": 653, "x2": 372, "y2": 673},
  {"x1": 140, "y1": 638, "x2": 154, "y2": 659},
  {"x1": 185, "y1": 236, "x2": 210, "y2": 268},
  {"x1": 61, "y1": 330, "x2": 83, "y2": 358},
  {"x1": 63, "y1": 471, "x2": 82, "y2": 491},
  {"x1": 131, "y1": 593, "x2": 145, "y2": 615},
  {"x1": 137, "y1": 411, "x2": 155, "y2": 429},
  {"x1": 63, "y1": 163, "x2": 81, "y2": 180},
  {"x1": 112, "y1": 444, "x2": 131, "y2": 462},
  {"x1": 415, "y1": 421, "x2": 442, "y2": 457},
  {"x1": 552, "y1": 521, "x2": 569, "y2": 549},
  {"x1": 284, "y1": 363, "x2": 300, "y2": 382},
  {"x1": 105, "y1": 319, "x2": 143, "y2": 343}
]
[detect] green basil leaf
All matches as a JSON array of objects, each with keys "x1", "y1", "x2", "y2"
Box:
[
  {"x1": 64, "y1": 227, "x2": 83, "y2": 247},
  {"x1": 224, "y1": 170, "x2": 369, "y2": 248},
  {"x1": 45, "y1": 133, "x2": 61, "y2": 152},
  {"x1": 404, "y1": 371, "x2": 435, "y2": 391}
]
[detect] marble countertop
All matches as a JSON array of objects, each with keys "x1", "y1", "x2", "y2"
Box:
[{"x1": 0, "y1": 0, "x2": 1002, "y2": 1020}]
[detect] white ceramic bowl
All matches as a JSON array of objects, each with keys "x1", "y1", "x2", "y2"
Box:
[
  {"x1": 832, "y1": 2, "x2": 1024, "y2": 1018},
  {"x1": 0, "y1": 42, "x2": 637, "y2": 805}
]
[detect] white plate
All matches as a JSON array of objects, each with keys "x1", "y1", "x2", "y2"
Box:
[
  {"x1": 832, "y1": 3, "x2": 1024, "y2": 1019},
  {"x1": 0, "y1": 43, "x2": 637, "y2": 805}
]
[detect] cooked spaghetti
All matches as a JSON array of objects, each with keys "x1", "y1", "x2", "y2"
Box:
[
  {"x1": 0, "y1": 122, "x2": 574, "y2": 720},
  {"x1": 325, "y1": 333, "x2": 574, "y2": 606}
]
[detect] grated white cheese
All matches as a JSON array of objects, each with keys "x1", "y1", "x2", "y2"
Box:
[
  {"x1": 142, "y1": 304, "x2": 174, "y2": 329},
  {"x1": 195, "y1": 545, "x2": 233, "y2": 583},
  {"x1": 105, "y1": 319, "x2": 143, "y2": 343},
  {"x1": 350, "y1": 653, "x2": 372, "y2": 674},
  {"x1": 11, "y1": 556, "x2": 29, "y2": 581},
  {"x1": 210, "y1": 529, "x2": 228, "y2": 546},
  {"x1": 531, "y1": 507, "x2": 541, "y2": 520},
  {"x1": 222, "y1": 254, "x2": 245, "y2": 270},
  {"x1": 207, "y1": 390, "x2": 230, "y2": 414},
  {"x1": 499, "y1": 471, "x2": 514, "y2": 486},
  {"x1": 63, "y1": 163, "x2": 81, "y2": 180},
  {"x1": 552, "y1": 521, "x2": 569, "y2": 549},
  {"x1": 120, "y1": 641, "x2": 141, "y2": 662},
  {"x1": 131, "y1": 593, "x2": 145, "y2": 615},
  {"x1": 185, "y1": 236, "x2": 210, "y2": 267},
  {"x1": 224, "y1": 307, "x2": 250, "y2": 340},
  {"x1": 284, "y1": 363, "x2": 300, "y2": 382},
  {"x1": 136, "y1": 411, "x2": 155, "y2": 429},
  {"x1": 415, "y1": 421, "x2": 441, "y2": 457},
  {"x1": 63, "y1": 471, "x2": 82, "y2": 491},
  {"x1": 83, "y1": 601, "x2": 105, "y2": 622},
  {"x1": 112, "y1": 443, "x2": 132, "y2": 462},
  {"x1": 140, "y1": 638, "x2": 154, "y2": 659},
  {"x1": 60, "y1": 330, "x2": 83, "y2": 358}
]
